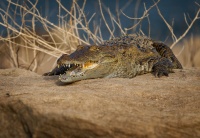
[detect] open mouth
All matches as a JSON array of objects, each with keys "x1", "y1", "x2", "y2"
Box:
[
  {"x1": 58, "y1": 61, "x2": 99, "y2": 82},
  {"x1": 58, "y1": 61, "x2": 99, "y2": 72}
]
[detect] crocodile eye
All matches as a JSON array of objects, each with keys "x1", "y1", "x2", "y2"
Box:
[
  {"x1": 89, "y1": 46, "x2": 99, "y2": 51},
  {"x1": 77, "y1": 45, "x2": 85, "y2": 50}
]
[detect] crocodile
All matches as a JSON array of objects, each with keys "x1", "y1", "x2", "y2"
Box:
[{"x1": 43, "y1": 34, "x2": 182, "y2": 83}]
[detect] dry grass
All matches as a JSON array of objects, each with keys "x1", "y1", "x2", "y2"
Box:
[
  {"x1": 0, "y1": 0, "x2": 100, "y2": 73},
  {"x1": 0, "y1": 0, "x2": 200, "y2": 74},
  {"x1": 173, "y1": 35, "x2": 200, "y2": 67}
]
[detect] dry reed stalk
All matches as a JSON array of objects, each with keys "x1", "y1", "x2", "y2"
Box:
[{"x1": 0, "y1": 0, "x2": 83, "y2": 71}]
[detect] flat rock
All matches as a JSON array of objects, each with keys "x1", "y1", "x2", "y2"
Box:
[{"x1": 0, "y1": 68, "x2": 200, "y2": 138}]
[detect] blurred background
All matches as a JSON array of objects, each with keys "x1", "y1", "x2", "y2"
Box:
[
  {"x1": 1, "y1": 0, "x2": 199, "y2": 39},
  {"x1": 0, "y1": 0, "x2": 200, "y2": 74}
]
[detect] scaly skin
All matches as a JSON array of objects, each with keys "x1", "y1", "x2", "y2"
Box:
[{"x1": 44, "y1": 34, "x2": 182, "y2": 83}]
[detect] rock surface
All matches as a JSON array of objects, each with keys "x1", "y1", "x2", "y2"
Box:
[{"x1": 0, "y1": 68, "x2": 200, "y2": 138}]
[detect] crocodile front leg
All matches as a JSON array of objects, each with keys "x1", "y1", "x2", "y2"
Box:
[{"x1": 152, "y1": 57, "x2": 174, "y2": 77}]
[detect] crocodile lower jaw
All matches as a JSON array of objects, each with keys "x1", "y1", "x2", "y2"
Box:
[{"x1": 58, "y1": 62, "x2": 99, "y2": 83}]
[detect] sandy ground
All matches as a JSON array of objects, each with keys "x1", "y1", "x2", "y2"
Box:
[{"x1": 0, "y1": 68, "x2": 200, "y2": 138}]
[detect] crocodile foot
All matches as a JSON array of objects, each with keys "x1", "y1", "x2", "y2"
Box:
[
  {"x1": 152, "y1": 58, "x2": 173, "y2": 77},
  {"x1": 152, "y1": 65, "x2": 169, "y2": 77}
]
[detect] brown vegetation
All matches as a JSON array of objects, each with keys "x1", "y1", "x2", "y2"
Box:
[{"x1": 173, "y1": 35, "x2": 200, "y2": 67}]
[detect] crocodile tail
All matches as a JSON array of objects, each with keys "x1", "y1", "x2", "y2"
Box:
[{"x1": 152, "y1": 42, "x2": 183, "y2": 69}]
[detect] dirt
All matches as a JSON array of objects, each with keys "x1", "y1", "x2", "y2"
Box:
[{"x1": 0, "y1": 68, "x2": 200, "y2": 138}]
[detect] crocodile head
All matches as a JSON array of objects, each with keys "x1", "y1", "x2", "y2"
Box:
[{"x1": 57, "y1": 45, "x2": 118, "y2": 83}]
